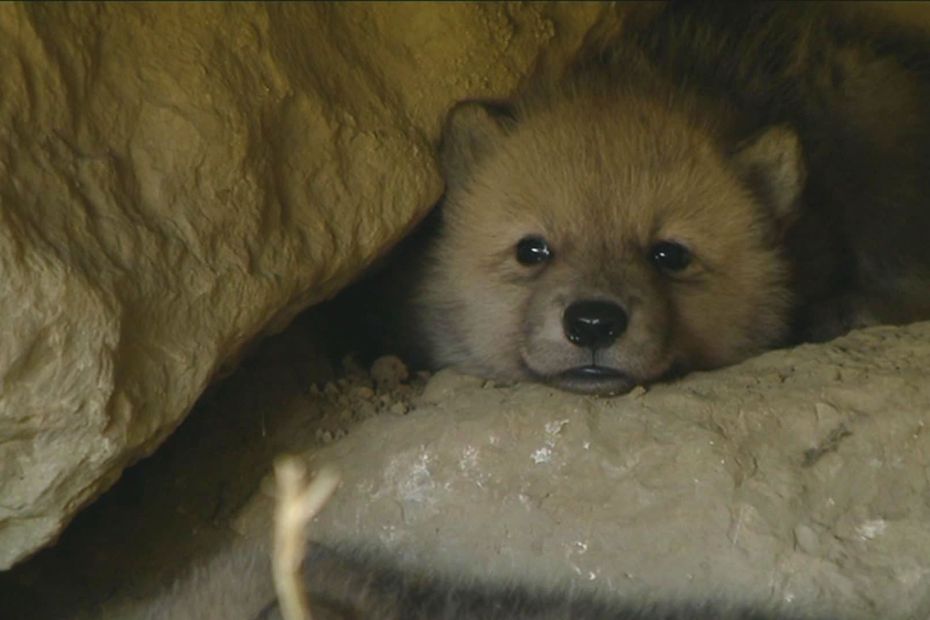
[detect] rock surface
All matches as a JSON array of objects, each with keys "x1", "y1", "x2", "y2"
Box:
[
  {"x1": 0, "y1": 3, "x2": 603, "y2": 568},
  {"x1": 224, "y1": 322, "x2": 930, "y2": 620}
]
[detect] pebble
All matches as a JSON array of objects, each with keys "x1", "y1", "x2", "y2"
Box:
[{"x1": 370, "y1": 355, "x2": 410, "y2": 389}]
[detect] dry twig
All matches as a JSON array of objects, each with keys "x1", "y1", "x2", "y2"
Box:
[{"x1": 272, "y1": 456, "x2": 340, "y2": 620}]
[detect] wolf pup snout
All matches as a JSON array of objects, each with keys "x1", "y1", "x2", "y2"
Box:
[{"x1": 562, "y1": 300, "x2": 629, "y2": 350}]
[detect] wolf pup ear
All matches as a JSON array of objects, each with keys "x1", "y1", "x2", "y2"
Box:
[
  {"x1": 440, "y1": 100, "x2": 516, "y2": 184},
  {"x1": 731, "y1": 125, "x2": 806, "y2": 231}
]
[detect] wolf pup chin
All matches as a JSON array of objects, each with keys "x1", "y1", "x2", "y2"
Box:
[{"x1": 389, "y1": 2, "x2": 930, "y2": 396}]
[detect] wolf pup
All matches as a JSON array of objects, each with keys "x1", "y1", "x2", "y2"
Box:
[{"x1": 397, "y1": 2, "x2": 930, "y2": 395}]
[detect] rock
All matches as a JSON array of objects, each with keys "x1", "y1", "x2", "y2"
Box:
[
  {"x1": 369, "y1": 355, "x2": 409, "y2": 391},
  {"x1": 281, "y1": 322, "x2": 930, "y2": 619},
  {"x1": 0, "y1": 3, "x2": 602, "y2": 568}
]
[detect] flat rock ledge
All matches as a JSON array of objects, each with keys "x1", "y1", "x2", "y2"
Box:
[{"x1": 268, "y1": 322, "x2": 930, "y2": 620}]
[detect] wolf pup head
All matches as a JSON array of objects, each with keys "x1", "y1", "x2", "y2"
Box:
[{"x1": 415, "y1": 88, "x2": 803, "y2": 395}]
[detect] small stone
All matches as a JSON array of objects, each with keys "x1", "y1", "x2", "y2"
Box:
[
  {"x1": 794, "y1": 524, "x2": 820, "y2": 554},
  {"x1": 370, "y1": 355, "x2": 410, "y2": 389},
  {"x1": 350, "y1": 386, "x2": 375, "y2": 401},
  {"x1": 392, "y1": 385, "x2": 414, "y2": 401},
  {"x1": 390, "y1": 402, "x2": 408, "y2": 415}
]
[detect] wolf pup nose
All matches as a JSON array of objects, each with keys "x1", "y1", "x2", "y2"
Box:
[{"x1": 563, "y1": 300, "x2": 629, "y2": 349}]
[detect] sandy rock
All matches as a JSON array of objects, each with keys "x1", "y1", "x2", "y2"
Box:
[
  {"x1": 282, "y1": 322, "x2": 930, "y2": 620},
  {"x1": 369, "y1": 355, "x2": 409, "y2": 391},
  {"x1": 0, "y1": 3, "x2": 602, "y2": 568}
]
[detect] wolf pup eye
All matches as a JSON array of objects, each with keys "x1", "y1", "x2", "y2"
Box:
[
  {"x1": 516, "y1": 236, "x2": 552, "y2": 265},
  {"x1": 650, "y1": 241, "x2": 691, "y2": 272}
]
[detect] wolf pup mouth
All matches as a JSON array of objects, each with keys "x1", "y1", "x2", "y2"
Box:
[{"x1": 551, "y1": 366, "x2": 637, "y2": 396}]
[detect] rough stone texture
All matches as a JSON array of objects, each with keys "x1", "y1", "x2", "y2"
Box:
[
  {"x1": 226, "y1": 322, "x2": 930, "y2": 620},
  {"x1": 0, "y1": 3, "x2": 604, "y2": 569}
]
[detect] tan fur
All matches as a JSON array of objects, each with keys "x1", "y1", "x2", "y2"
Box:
[{"x1": 414, "y1": 87, "x2": 799, "y2": 394}]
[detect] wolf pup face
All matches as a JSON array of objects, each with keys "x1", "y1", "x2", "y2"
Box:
[{"x1": 416, "y1": 91, "x2": 803, "y2": 395}]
